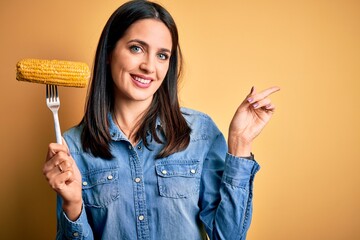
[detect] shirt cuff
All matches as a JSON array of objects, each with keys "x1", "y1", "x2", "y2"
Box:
[
  {"x1": 239, "y1": 152, "x2": 255, "y2": 161},
  {"x1": 222, "y1": 153, "x2": 260, "y2": 188},
  {"x1": 58, "y1": 204, "x2": 90, "y2": 239}
]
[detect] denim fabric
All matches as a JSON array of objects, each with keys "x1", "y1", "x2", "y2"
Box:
[{"x1": 57, "y1": 108, "x2": 260, "y2": 240}]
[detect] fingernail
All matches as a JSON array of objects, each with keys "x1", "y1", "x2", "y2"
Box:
[
  {"x1": 252, "y1": 103, "x2": 259, "y2": 108},
  {"x1": 247, "y1": 98, "x2": 254, "y2": 103},
  {"x1": 265, "y1": 104, "x2": 272, "y2": 109},
  {"x1": 250, "y1": 86, "x2": 254, "y2": 94}
]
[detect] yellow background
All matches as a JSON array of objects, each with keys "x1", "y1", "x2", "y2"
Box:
[{"x1": 1, "y1": 0, "x2": 359, "y2": 239}]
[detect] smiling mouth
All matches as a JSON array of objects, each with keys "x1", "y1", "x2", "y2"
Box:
[{"x1": 132, "y1": 75, "x2": 152, "y2": 84}]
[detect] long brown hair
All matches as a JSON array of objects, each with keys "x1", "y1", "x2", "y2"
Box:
[{"x1": 81, "y1": 0, "x2": 191, "y2": 159}]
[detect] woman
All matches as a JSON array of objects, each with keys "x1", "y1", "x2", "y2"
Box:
[{"x1": 43, "y1": 0, "x2": 279, "y2": 239}]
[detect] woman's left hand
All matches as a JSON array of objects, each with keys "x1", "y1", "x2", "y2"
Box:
[{"x1": 228, "y1": 86, "x2": 280, "y2": 157}]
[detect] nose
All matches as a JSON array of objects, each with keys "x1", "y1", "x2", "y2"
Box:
[{"x1": 140, "y1": 56, "x2": 155, "y2": 74}]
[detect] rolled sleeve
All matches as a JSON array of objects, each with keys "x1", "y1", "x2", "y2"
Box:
[{"x1": 222, "y1": 153, "x2": 260, "y2": 189}]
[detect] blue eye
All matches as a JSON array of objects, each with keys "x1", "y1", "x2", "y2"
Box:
[
  {"x1": 158, "y1": 53, "x2": 169, "y2": 60},
  {"x1": 130, "y1": 45, "x2": 142, "y2": 53}
]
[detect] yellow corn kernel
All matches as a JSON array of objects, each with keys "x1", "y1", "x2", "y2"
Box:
[{"x1": 16, "y1": 59, "x2": 90, "y2": 88}]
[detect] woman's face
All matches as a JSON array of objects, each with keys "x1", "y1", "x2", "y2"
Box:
[{"x1": 109, "y1": 19, "x2": 172, "y2": 105}]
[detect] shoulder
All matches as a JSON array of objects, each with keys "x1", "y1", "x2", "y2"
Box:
[
  {"x1": 63, "y1": 124, "x2": 84, "y2": 153},
  {"x1": 180, "y1": 107, "x2": 221, "y2": 138},
  {"x1": 181, "y1": 107, "x2": 212, "y2": 121}
]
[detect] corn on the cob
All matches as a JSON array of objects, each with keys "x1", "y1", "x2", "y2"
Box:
[{"x1": 16, "y1": 59, "x2": 90, "y2": 88}]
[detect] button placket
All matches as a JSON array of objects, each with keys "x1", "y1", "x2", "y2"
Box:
[{"x1": 128, "y1": 150, "x2": 150, "y2": 238}]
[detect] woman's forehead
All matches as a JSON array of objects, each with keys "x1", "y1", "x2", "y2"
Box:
[{"x1": 122, "y1": 19, "x2": 173, "y2": 50}]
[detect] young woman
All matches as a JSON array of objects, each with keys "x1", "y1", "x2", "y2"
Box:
[{"x1": 43, "y1": 0, "x2": 279, "y2": 239}]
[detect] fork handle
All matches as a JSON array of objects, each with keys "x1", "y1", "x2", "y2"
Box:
[{"x1": 52, "y1": 111, "x2": 62, "y2": 144}]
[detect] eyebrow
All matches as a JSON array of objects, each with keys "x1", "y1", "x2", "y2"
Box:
[{"x1": 128, "y1": 39, "x2": 171, "y2": 53}]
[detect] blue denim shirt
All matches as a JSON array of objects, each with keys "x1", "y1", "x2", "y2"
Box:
[{"x1": 58, "y1": 108, "x2": 260, "y2": 240}]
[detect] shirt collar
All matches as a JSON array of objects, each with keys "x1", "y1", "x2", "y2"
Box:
[
  {"x1": 108, "y1": 112, "x2": 162, "y2": 141},
  {"x1": 108, "y1": 113, "x2": 128, "y2": 141}
]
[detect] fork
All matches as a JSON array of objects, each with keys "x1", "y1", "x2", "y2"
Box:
[{"x1": 46, "y1": 85, "x2": 62, "y2": 144}]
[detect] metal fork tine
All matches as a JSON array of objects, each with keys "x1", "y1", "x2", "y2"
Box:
[
  {"x1": 51, "y1": 85, "x2": 55, "y2": 101},
  {"x1": 51, "y1": 85, "x2": 54, "y2": 101},
  {"x1": 49, "y1": 85, "x2": 51, "y2": 101},
  {"x1": 46, "y1": 84, "x2": 62, "y2": 144},
  {"x1": 50, "y1": 85, "x2": 53, "y2": 101},
  {"x1": 55, "y1": 85, "x2": 58, "y2": 99}
]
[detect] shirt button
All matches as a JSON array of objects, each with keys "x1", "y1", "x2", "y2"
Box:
[
  {"x1": 111, "y1": 132, "x2": 115, "y2": 137},
  {"x1": 82, "y1": 181, "x2": 88, "y2": 186},
  {"x1": 190, "y1": 169, "x2": 196, "y2": 174},
  {"x1": 161, "y1": 170, "x2": 168, "y2": 175},
  {"x1": 73, "y1": 232, "x2": 79, "y2": 237},
  {"x1": 135, "y1": 177, "x2": 141, "y2": 183},
  {"x1": 128, "y1": 145, "x2": 132, "y2": 150},
  {"x1": 107, "y1": 175, "x2": 113, "y2": 180},
  {"x1": 138, "y1": 215, "x2": 145, "y2": 221},
  {"x1": 137, "y1": 145, "x2": 142, "y2": 150}
]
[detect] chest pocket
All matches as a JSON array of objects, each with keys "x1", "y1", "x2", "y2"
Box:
[
  {"x1": 155, "y1": 159, "x2": 201, "y2": 199},
  {"x1": 81, "y1": 168, "x2": 119, "y2": 208}
]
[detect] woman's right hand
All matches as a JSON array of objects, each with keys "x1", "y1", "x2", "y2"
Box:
[{"x1": 43, "y1": 139, "x2": 83, "y2": 221}]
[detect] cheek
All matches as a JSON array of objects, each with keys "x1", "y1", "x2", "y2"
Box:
[
  {"x1": 110, "y1": 51, "x2": 137, "y2": 73},
  {"x1": 110, "y1": 64, "x2": 122, "y2": 83},
  {"x1": 158, "y1": 63, "x2": 170, "y2": 79}
]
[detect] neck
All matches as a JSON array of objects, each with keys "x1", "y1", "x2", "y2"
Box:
[{"x1": 113, "y1": 97, "x2": 152, "y2": 145}]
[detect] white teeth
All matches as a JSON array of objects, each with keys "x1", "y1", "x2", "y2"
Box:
[{"x1": 134, "y1": 76, "x2": 151, "y2": 84}]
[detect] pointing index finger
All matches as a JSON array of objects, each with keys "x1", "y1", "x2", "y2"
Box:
[{"x1": 251, "y1": 86, "x2": 280, "y2": 101}]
